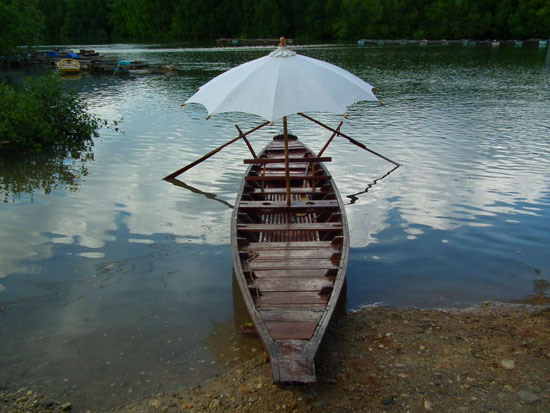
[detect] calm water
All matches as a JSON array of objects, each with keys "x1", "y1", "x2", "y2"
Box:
[{"x1": 1, "y1": 43, "x2": 549, "y2": 410}]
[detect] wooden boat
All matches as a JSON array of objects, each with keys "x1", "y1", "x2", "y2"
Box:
[
  {"x1": 79, "y1": 49, "x2": 99, "y2": 57},
  {"x1": 56, "y1": 58, "x2": 80, "y2": 74},
  {"x1": 231, "y1": 133, "x2": 349, "y2": 383}
]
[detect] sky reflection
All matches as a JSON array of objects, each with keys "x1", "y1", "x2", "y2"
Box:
[{"x1": 0, "y1": 44, "x2": 549, "y2": 409}]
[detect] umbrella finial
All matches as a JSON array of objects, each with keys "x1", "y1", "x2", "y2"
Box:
[{"x1": 279, "y1": 37, "x2": 286, "y2": 47}]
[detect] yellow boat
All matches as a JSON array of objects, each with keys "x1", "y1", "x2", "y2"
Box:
[{"x1": 56, "y1": 58, "x2": 81, "y2": 74}]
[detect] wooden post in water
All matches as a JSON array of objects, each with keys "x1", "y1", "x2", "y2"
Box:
[{"x1": 283, "y1": 116, "x2": 291, "y2": 206}]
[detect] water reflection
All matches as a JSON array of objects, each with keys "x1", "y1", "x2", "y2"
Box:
[
  {"x1": 0, "y1": 44, "x2": 549, "y2": 410},
  {"x1": 0, "y1": 147, "x2": 93, "y2": 204},
  {"x1": 0, "y1": 209, "x2": 234, "y2": 410}
]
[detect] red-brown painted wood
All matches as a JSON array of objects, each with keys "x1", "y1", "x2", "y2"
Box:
[{"x1": 231, "y1": 135, "x2": 349, "y2": 384}]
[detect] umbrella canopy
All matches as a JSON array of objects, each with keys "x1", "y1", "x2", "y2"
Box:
[{"x1": 185, "y1": 39, "x2": 379, "y2": 122}]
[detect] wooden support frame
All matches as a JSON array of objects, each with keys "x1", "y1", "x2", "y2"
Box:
[
  {"x1": 163, "y1": 121, "x2": 270, "y2": 180},
  {"x1": 236, "y1": 125, "x2": 257, "y2": 159},
  {"x1": 298, "y1": 113, "x2": 400, "y2": 167},
  {"x1": 317, "y1": 121, "x2": 343, "y2": 157}
]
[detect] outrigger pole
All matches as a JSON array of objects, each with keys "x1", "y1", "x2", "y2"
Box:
[
  {"x1": 163, "y1": 121, "x2": 270, "y2": 180},
  {"x1": 298, "y1": 113, "x2": 401, "y2": 168}
]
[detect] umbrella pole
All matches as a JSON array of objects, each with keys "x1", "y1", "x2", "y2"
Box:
[{"x1": 283, "y1": 116, "x2": 291, "y2": 207}]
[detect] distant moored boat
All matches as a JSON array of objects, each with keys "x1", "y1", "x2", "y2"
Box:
[{"x1": 56, "y1": 58, "x2": 80, "y2": 74}]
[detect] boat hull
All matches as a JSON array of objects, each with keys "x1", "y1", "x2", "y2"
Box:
[{"x1": 231, "y1": 134, "x2": 349, "y2": 383}]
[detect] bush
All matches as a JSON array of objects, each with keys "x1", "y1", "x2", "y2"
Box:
[{"x1": 0, "y1": 74, "x2": 100, "y2": 156}]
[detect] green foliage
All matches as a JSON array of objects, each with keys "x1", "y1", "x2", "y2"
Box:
[
  {"x1": 0, "y1": 0, "x2": 44, "y2": 54},
  {"x1": 0, "y1": 75, "x2": 100, "y2": 157},
  {"x1": 28, "y1": 0, "x2": 550, "y2": 43}
]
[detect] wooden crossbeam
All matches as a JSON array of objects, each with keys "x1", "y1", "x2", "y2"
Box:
[
  {"x1": 238, "y1": 199, "x2": 339, "y2": 211},
  {"x1": 246, "y1": 187, "x2": 331, "y2": 195},
  {"x1": 244, "y1": 157, "x2": 331, "y2": 164},
  {"x1": 237, "y1": 222, "x2": 342, "y2": 232},
  {"x1": 245, "y1": 175, "x2": 331, "y2": 182}
]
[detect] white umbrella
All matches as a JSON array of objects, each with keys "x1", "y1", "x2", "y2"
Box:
[
  {"x1": 173, "y1": 39, "x2": 393, "y2": 203},
  {"x1": 185, "y1": 38, "x2": 379, "y2": 122}
]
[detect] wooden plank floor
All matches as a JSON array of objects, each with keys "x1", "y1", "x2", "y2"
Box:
[
  {"x1": 241, "y1": 142, "x2": 337, "y2": 344},
  {"x1": 237, "y1": 137, "x2": 344, "y2": 382}
]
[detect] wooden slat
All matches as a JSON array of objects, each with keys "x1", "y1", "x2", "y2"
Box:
[
  {"x1": 247, "y1": 241, "x2": 337, "y2": 250},
  {"x1": 265, "y1": 321, "x2": 318, "y2": 340},
  {"x1": 247, "y1": 187, "x2": 331, "y2": 195},
  {"x1": 258, "y1": 309, "x2": 324, "y2": 322},
  {"x1": 259, "y1": 303, "x2": 327, "y2": 311},
  {"x1": 253, "y1": 269, "x2": 335, "y2": 278},
  {"x1": 267, "y1": 144, "x2": 305, "y2": 150},
  {"x1": 245, "y1": 175, "x2": 331, "y2": 182},
  {"x1": 250, "y1": 259, "x2": 338, "y2": 270},
  {"x1": 237, "y1": 222, "x2": 342, "y2": 232},
  {"x1": 255, "y1": 277, "x2": 333, "y2": 292},
  {"x1": 246, "y1": 249, "x2": 337, "y2": 259},
  {"x1": 262, "y1": 166, "x2": 310, "y2": 172},
  {"x1": 256, "y1": 291, "x2": 329, "y2": 305},
  {"x1": 244, "y1": 157, "x2": 331, "y2": 164},
  {"x1": 239, "y1": 200, "x2": 338, "y2": 211}
]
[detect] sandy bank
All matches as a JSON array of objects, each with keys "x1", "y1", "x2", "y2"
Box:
[{"x1": 2, "y1": 303, "x2": 549, "y2": 412}]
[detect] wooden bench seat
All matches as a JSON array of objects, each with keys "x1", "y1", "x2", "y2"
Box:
[
  {"x1": 245, "y1": 175, "x2": 331, "y2": 182},
  {"x1": 254, "y1": 291, "x2": 329, "y2": 306},
  {"x1": 237, "y1": 222, "x2": 342, "y2": 232},
  {"x1": 243, "y1": 248, "x2": 339, "y2": 259},
  {"x1": 251, "y1": 268, "x2": 337, "y2": 278},
  {"x1": 249, "y1": 258, "x2": 339, "y2": 270},
  {"x1": 264, "y1": 321, "x2": 318, "y2": 340},
  {"x1": 254, "y1": 277, "x2": 333, "y2": 292},
  {"x1": 238, "y1": 199, "x2": 339, "y2": 212},
  {"x1": 246, "y1": 187, "x2": 331, "y2": 196},
  {"x1": 244, "y1": 157, "x2": 331, "y2": 164}
]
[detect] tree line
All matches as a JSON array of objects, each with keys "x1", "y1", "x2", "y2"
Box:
[{"x1": 3, "y1": 0, "x2": 550, "y2": 49}]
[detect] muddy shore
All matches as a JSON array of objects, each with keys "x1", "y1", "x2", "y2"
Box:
[{"x1": 2, "y1": 303, "x2": 549, "y2": 412}]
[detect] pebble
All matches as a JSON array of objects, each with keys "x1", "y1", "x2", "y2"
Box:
[
  {"x1": 148, "y1": 399, "x2": 161, "y2": 408},
  {"x1": 500, "y1": 359, "x2": 515, "y2": 370},
  {"x1": 209, "y1": 399, "x2": 220, "y2": 408},
  {"x1": 424, "y1": 400, "x2": 433, "y2": 410},
  {"x1": 517, "y1": 390, "x2": 540, "y2": 404},
  {"x1": 382, "y1": 396, "x2": 394, "y2": 406}
]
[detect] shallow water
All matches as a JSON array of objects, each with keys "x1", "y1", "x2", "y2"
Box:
[{"x1": 1, "y1": 43, "x2": 549, "y2": 410}]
